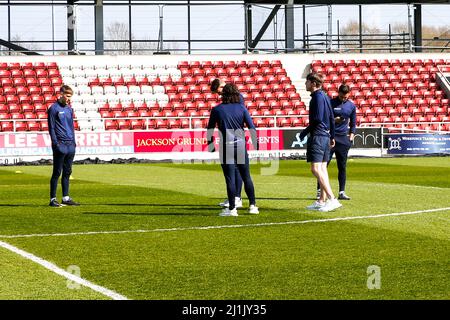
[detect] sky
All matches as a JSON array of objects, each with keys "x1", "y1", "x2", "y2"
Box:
[{"x1": 0, "y1": 3, "x2": 449, "y2": 54}]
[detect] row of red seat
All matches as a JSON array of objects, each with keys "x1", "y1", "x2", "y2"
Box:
[
  {"x1": 89, "y1": 74, "x2": 293, "y2": 87},
  {"x1": 0, "y1": 62, "x2": 59, "y2": 70},
  {"x1": 178, "y1": 60, "x2": 283, "y2": 69},
  {"x1": 322, "y1": 73, "x2": 435, "y2": 83},
  {"x1": 0, "y1": 112, "x2": 48, "y2": 120},
  {"x1": 0, "y1": 121, "x2": 47, "y2": 132},
  {"x1": 0, "y1": 95, "x2": 57, "y2": 105},
  {"x1": 0, "y1": 77, "x2": 63, "y2": 87},
  {"x1": 316, "y1": 65, "x2": 440, "y2": 75},
  {"x1": 0, "y1": 85, "x2": 58, "y2": 95},
  {"x1": 0, "y1": 69, "x2": 60, "y2": 79},
  {"x1": 163, "y1": 83, "x2": 296, "y2": 94},
  {"x1": 312, "y1": 59, "x2": 450, "y2": 68},
  {"x1": 180, "y1": 67, "x2": 287, "y2": 77},
  {"x1": 324, "y1": 82, "x2": 439, "y2": 91}
]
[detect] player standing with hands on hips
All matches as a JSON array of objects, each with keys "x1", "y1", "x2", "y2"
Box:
[
  {"x1": 315, "y1": 84, "x2": 356, "y2": 200},
  {"x1": 300, "y1": 73, "x2": 342, "y2": 212},
  {"x1": 47, "y1": 85, "x2": 79, "y2": 207}
]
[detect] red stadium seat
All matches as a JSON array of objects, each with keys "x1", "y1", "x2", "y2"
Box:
[
  {"x1": 117, "y1": 119, "x2": 131, "y2": 130},
  {"x1": 28, "y1": 121, "x2": 41, "y2": 132},
  {"x1": 40, "y1": 121, "x2": 49, "y2": 131},
  {"x1": 15, "y1": 121, "x2": 28, "y2": 132},
  {"x1": 105, "y1": 120, "x2": 118, "y2": 130},
  {"x1": 180, "y1": 119, "x2": 190, "y2": 129},
  {"x1": 0, "y1": 121, "x2": 14, "y2": 132}
]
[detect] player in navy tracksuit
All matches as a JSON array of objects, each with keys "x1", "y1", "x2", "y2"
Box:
[
  {"x1": 207, "y1": 83, "x2": 259, "y2": 216},
  {"x1": 316, "y1": 84, "x2": 356, "y2": 200},
  {"x1": 47, "y1": 85, "x2": 79, "y2": 207},
  {"x1": 210, "y1": 79, "x2": 244, "y2": 209},
  {"x1": 300, "y1": 73, "x2": 342, "y2": 212}
]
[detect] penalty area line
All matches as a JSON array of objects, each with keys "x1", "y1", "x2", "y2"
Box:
[{"x1": 0, "y1": 240, "x2": 129, "y2": 300}]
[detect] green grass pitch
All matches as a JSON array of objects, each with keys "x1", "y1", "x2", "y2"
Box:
[{"x1": 0, "y1": 157, "x2": 449, "y2": 300}]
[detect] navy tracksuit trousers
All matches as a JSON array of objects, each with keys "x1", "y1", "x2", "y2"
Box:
[
  {"x1": 50, "y1": 141, "x2": 76, "y2": 199},
  {"x1": 220, "y1": 143, "x2": 255, "y2": 210}
]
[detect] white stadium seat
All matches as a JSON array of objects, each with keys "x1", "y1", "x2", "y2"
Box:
[
  {"x1": 128, "y1": 85, "x2": 141, "y2": 94},
  {"x1": 83, "y1": 64, "x2": 96, "y2": 70},
  {"x1": 167, "y1": 68, "x2": 181, "y2": 80},
  {"x1": 81, "y1": 94, "x2": 94, "y2": 104},
  {"x1": 84, "y1": 69, "x2": 98, "y2": 81},
  {"x1": 120, "y1": 95, "x2": 132, "y2": 106},
  {"x1": 78, "y1": 120, "x2": 92, "y2": 131},
  {"x1": 91, "y1": 86, "x2": 104, "y2": 95},
  {"x1": 95, "y1": 63, "x2": 108, "y2": 70},
  {"x1": 141, "y1": 85, "x2": 153, "y2": 94},
  {"x1": 91, "y1": 119, "x2": 104, "y2": 131},
  {"x1": 107, "y1": 95, "x2": 120, "y2": 104},
  {"x1": 94, "y1": 95, "x2": 107, "y2": 105},
  {"x1": 74, "y1": 76, "x2": 89, "y2": 86},
  {"x1": 130, "y1": 93, "x2": 143, "y2": 103},
  {"x1": 85, "y1": 103, "x2": 99, "y2": 113},
  {"x1": 116, "y1": 85, "x2": 129, "y2": 95},
  {"x1": 153, "y1": 85, "x2": 165, "y2": 94},
  {"x1": 77, "y1": 85, "x2": 91, "y2": 95},
  {"x1": 130, "y1": 62, "x2": 143, "y2": 70},
  {"x1": 71, "y1": 65, "x2": 83, "y2": 72},
  {"x1": 104, "y1": 86, "x2": 117, "y2": 95},
  {"x1": 143, "y1": 93, "x2": 156, "y2": 103}
]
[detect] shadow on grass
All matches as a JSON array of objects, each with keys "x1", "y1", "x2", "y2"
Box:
[
  {"x1": 0, "y1": 204, "x2": 51, "y2": 207},
  {"x1": 83, "y1": 211, "x2": 218, "y2": 217},
  {"x1": 82, "y1": 203, "x2": 222, "y2": 216},
  {"x1": 92, "y1": 203, "x2": 215, "y2": 207}
]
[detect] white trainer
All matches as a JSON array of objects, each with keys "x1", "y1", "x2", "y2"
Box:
[
  {"x1": 318, "y1": 198, "x2": 342, "y2": 212},
  {"x1": 249, "y1": 205, "x2": 259, "y2": 214},
  {"x1": 219, "y1": 199, "x2": 229, "y2": 207},
  {"x1": 219, "y1": 208, "x2": 238, "y2": 217},
  {"x1": 219, "y1": 197, "x2": 243, "y2": 208},
  {"x1": 306, "y1": 201, "x2": 325, "y2": 210}
]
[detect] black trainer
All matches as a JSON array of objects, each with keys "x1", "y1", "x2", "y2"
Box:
[
  {"x1": 49, "y1": 199, "x2": 62, "y2": 207},
  {"x1": 61, "y1": 198, "x2": 80, "y2": 206},
  {"x1": 338, "y1": 192, "x2": 351, "y2": 200}
]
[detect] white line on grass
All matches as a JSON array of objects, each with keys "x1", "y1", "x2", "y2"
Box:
[
  {"x1": 0, "y1": 207, "x2": 449, "y2": 240},
  {"x1": 0, "y1": 240, "x2": 129, "y2": 300}
]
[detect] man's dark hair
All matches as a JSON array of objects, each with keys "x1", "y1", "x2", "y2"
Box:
[
  {"x1": 306, "y1": 73, "x2": 323, "y2": 87},
  {"x1": 210, "y1": 78, "x2": 221, "y2": 93},
  {"x1": 338, "y1": 84, "x2": 350, "y2": 94},
  {"x1": 221, "y1": 83, "x2": 241, "y2": 104},
  {"x1": 60, "y1": 85, "x2": 73, "y2": 94}
]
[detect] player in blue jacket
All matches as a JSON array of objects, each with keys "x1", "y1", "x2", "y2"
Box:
[
  {"x1": 47, "y1": 85, "x2": 79, "y2": 207},
  {"x1": 207, "y1": 84, "x2": 259, "y2": 216},
  {"x1": 300, "y1": 73, "x2": 342, "y2": 212},
  {"x1": 210, "y1": 79, "x2": 245, "y2": 209},
  {"x1": 316, "y1": 84, "x2": 356, "y2": 200}
]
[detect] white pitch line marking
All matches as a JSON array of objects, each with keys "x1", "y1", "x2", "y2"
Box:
[
  {"x1": 0, "y1": 207, "x2": 449, "y2": 240},
  {"x1": 0, "y1": 241, "x2": 129, "y2": 300}
]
